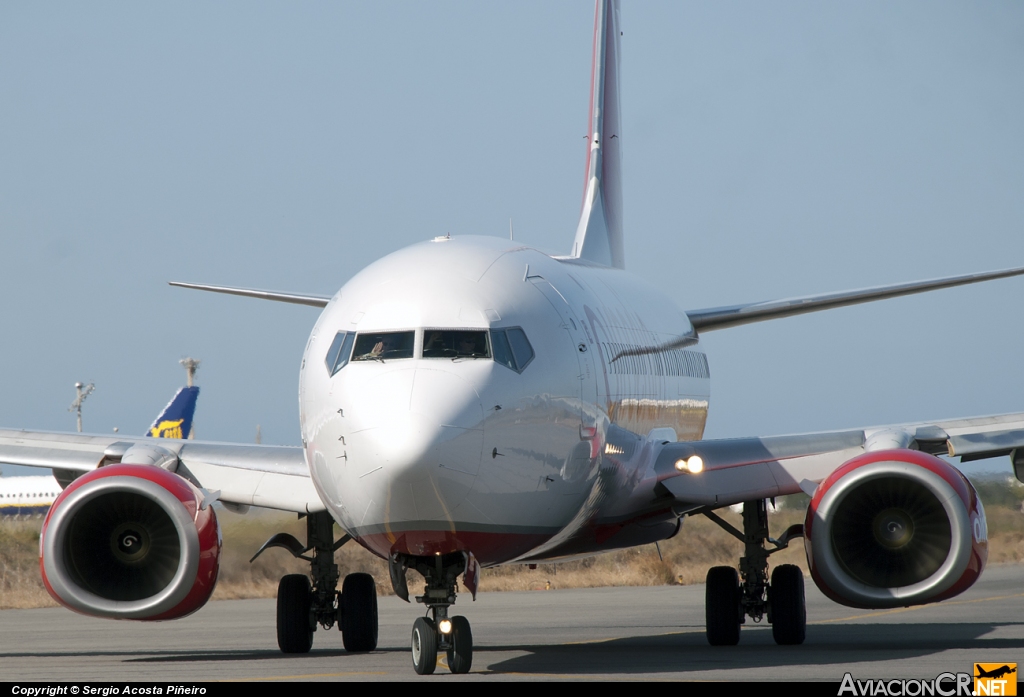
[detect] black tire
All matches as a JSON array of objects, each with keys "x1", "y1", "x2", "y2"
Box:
[
  {"x1": 705, "y1": 566, "x2": 741, "y2": 646},
  {"x1": 341, "y1": 572, "x2": 379, "y2": 652},
  {"x1": 277, "y1": 574, "x2": 313, "y2": 654},
  {"x1": 411, "y1": 616, "x2": 438, "y2": 675},
  {"x1": 446, "y1": 615, "x2": 473, "y2": 674},
  {"x1": 770, "y1": 564, "x2": 806, "y2": 645}
]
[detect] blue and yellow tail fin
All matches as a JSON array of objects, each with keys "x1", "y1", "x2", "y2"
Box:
[{"x1": 146, "y1": 386, "x2": 200, "y2": 439}]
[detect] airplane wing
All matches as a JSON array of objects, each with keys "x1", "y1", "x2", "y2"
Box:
[
  {"x1": 0, "y1": 429, "x2": 324, "y2": 514},
  {"x1": 686, "y1": 265, "x2": 1024, "y2": 332},
  {"x1": 168, "y1": 281, "x2": 331, "y2": 307},
  {"x1": 653, "y1": 412, "x2": 1024, "y2": 509}
]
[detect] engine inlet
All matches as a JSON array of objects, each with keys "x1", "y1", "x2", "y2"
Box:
[
  {"x1": 830, "y1": 476, "x2": 952, "y2": 588},
  {"x1": 64, "y1": 491, "x2": 182, "y2": 601}
]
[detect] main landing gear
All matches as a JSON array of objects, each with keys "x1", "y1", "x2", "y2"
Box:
[
  {"x1": 391, "y1": 552, "x2": 474, "y2": 675},
  {"x1": 251, "y1": 511, "x2": 378, "y2": 654},
  {"x1": 701, "y1": 499, "x2": 806, "y2": 646}
]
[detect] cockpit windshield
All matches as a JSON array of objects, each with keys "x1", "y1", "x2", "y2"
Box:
[
  {"x1": 422, "y1": 330, "x2": 490, "y2": 359},
  {"x1": 351, "y1": 331, "x2": 415, "y2": 361}
]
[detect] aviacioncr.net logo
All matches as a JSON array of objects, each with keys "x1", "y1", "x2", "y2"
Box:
[
  {"x1": 975, "y1": 663, "x2": 1017, "y2": 696},
  {"x1": 839, "y1": 672, "x2": 973, "y2": 696}
]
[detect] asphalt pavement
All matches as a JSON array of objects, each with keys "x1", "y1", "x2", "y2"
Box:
[{"x1": 1, "y1": 564, "x2": 1021, "y2": 682}]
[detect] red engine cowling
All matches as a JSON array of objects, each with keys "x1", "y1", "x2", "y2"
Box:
[
  {"x1": 804, "y1": 449, "x2": 987, "y2": 609},
  {"x1": 40, "y1": 464, "x2": 221, "y2": 620}
]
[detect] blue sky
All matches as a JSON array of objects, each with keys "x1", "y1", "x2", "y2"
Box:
[{"x1": 2, "y1": 2, "x2": 1023, "y2": 476}]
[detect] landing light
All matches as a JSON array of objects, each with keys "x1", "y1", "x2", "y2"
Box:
[
  {"x1": 438, "y1": 619, "x2": 453, "y2": 634},
  {"x1": 675, "y1": 455, "x2": 704, "y2": 474}
]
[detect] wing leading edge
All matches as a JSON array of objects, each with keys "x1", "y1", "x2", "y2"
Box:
[
  {"x1": 686, "y1": 265, "x2": 1024, "y2": 332},
  {"x1": 169, "y1": 281, "x2": 331, "y2": 308}
]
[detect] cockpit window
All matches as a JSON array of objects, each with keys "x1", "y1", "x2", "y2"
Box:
[
  {"x1": 490, "y1": 327, "x2": 534, "y2": 372},
  {"x1": 490, "y1": 330, "x2": 516, "y2": 370},
  {"x1": 422, "y1": 330, "x2": 490, "y2": 359},
  {"x1": 325, "y1": 331, "x2": 356, "y2": 376},
  {"x1": 351, "y1": 331, "x2": 415, "y2": 361}
]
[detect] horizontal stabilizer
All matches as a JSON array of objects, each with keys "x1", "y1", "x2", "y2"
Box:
[
  {"x1": 687, "y1": 265, "x2": 1024, "y2": 332},
  {"x1": 169, "y1": 282, "x2": 330, "y2": 308}
]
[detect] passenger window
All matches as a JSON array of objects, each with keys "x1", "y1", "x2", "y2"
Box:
[
  {"x1": 423, "y1": 330, "x2": 490, "y2": 359},
  {"x1": 489, "y1": 327, "x2": 534, "y2": 372},
  {"x1": 351, "y1": 331, "x2": 415, "y2": 361},
  {"x1": 325, "y1": 331, "x2": 356, "y2": 376}
]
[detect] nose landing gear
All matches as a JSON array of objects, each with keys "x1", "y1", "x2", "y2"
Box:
[
  {"x1": 393, "y1": 552, "x2": 475, "y2": 675},
  {"x1": 252, "y1": 511, "x2": 379, "y2": 654},
  {"x1": 700, "y1": 499, "x2": 806, "y2": 646}
]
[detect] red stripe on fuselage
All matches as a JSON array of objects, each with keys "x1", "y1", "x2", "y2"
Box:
[
  {"x1": 356, "y1": 529, "x2": 552, "y2": 566},
  {"x1": 581, "y1": 0, "x2": 601, "y2": 207}
]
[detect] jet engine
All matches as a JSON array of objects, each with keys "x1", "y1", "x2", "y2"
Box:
[
  {"x1": 804, "y1": 449, "x2": 987, "y2": 609},
  {"x1": 39, "y1": 464, "x2": 220, "y2": 620}
]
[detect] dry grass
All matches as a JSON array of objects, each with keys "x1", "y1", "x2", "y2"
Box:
[
  {"x1": 0, "y1": 518, "x2": 55, "y2": 609},
  {"x1": 210, "y1": 509, "x2": 393, "y2": 600},
  {"x1": 3, "y1": 478, "x2": 1024, "y2": 609},
  {"x1": 479, "y1": 507, "x2": 810, "y2": 592}
]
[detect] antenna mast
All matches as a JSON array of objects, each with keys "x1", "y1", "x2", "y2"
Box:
[
  {"x1": 68, "y1": 382, "x2": 95, "y2": 433},
  {"x1": 180, "y1": 357, "x2": 200, "y2": 438},
  {"x1": 180, "y1": 357, "x2": 201, "y2": 388}
]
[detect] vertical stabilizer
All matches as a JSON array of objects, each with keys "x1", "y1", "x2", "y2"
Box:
[
  {"x1": 146, "y1": 386, "x2": 200, "y2": 439},
  {"x1": 571, "y1": 0, "x2": 624, "y2": 269}
]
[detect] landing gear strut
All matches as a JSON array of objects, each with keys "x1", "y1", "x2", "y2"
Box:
[
  {"x1": 252, "y1": 511, "x2": 378, "y2": 654},
  {"x1": 393, "y1": 552, "x2": 474, "y2": 675},
  {"x1": 701, "y1": 499, "x2": 806, "y2": 646}
]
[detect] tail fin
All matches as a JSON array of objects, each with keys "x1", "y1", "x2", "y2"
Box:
[
  {"x1": 146, "y1": 386, "x2": 200, "y2": 440},
  {"x1": 571, "y1": 0, "x2": 624, "y2": 269}
]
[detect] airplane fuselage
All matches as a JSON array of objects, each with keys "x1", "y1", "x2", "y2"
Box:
[{"x1": 300, "y1": 235, "x2": 711, "y2": 565}]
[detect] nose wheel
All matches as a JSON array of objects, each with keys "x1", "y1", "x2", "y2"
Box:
[
  {"x1": 411, "y1": 617, "x2": 437, "y2": 675},
  {"x1": 399, "y1": 551, "x2": 474, "y2": 675},
  {"x1": 410, "y1": 614, "x2": 473, "y2": 675},
  {"x1": 446, "y1": 615, "x2": 474, "y2": 673}
]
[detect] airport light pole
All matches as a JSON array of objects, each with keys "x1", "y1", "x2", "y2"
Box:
[
  {"x1": 180, "y1": 357, "x2": 200, "y2": 438},
  {"x1": 180, "y1": 357, "x2": 200, "y2": 388},
  {"x1": 69, "y1": 382, "x2": 94, "y2": 433}
]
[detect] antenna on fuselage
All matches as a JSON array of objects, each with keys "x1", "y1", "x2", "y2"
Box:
[
  {"x1": 509, "y1": 218, "x2": 514, "y2": 241},
  {"x1": 69, "y1": 382, "x2": 95, "y2": 433}
]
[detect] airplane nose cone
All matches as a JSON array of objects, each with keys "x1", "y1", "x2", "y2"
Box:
[
  {"x1": 364, "y1": 411, "x2": 481, "y2": 484},
  {"x1": 348, "y1": 366, "x2": 484, "y2": 521}
]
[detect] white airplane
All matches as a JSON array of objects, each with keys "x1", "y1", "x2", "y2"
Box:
[
  {"x1": 0, "y1": 475, "x2": 62, "y2": 517},
  {"x1": 2, "y1": 0, "x2": 1023, "y2": 676}
]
